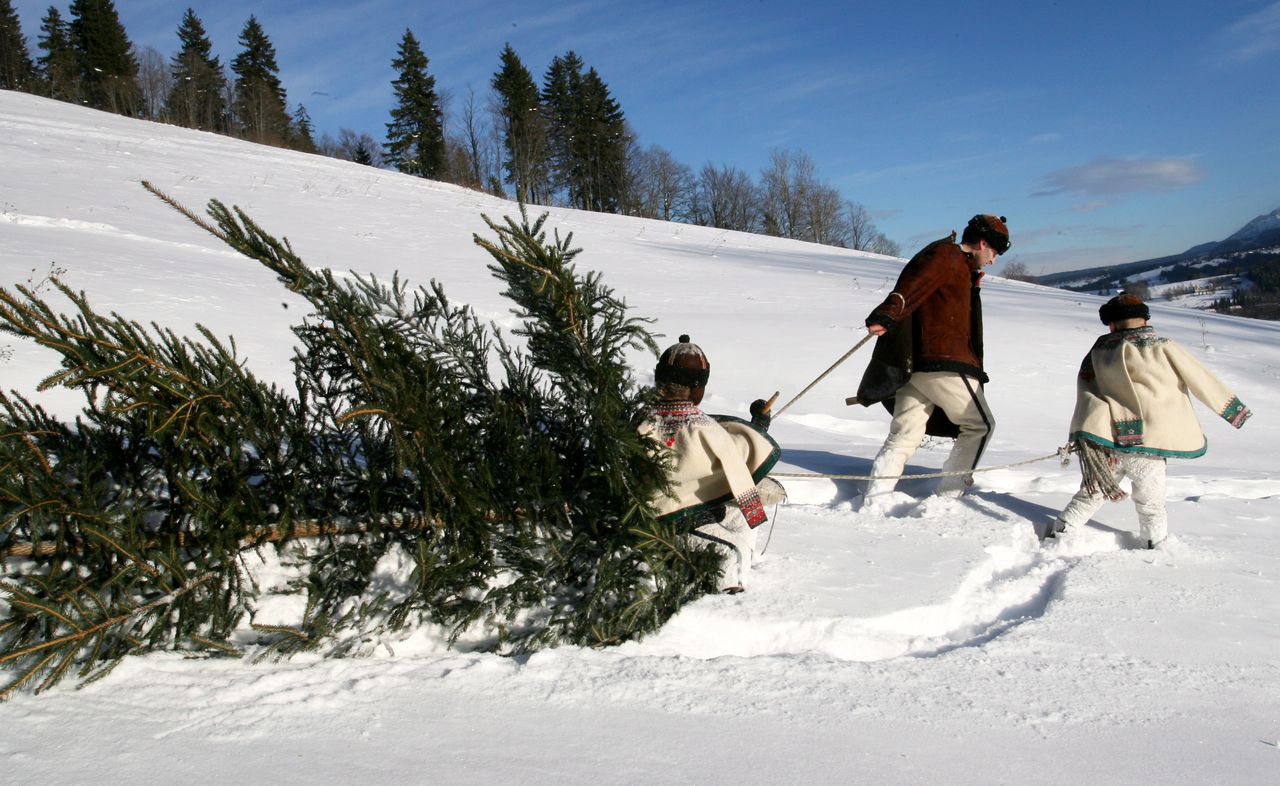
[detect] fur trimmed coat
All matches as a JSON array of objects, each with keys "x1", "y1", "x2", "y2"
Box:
[
  {"x1": 1070, "y1": 326, "x2": 1250, "y2": 458},
  {"x1": 636, "y1": 401, "x2": 782, "y2": 527},
  {"x1": 864, "y1": 234, "x2": 987, "y2": 382}
]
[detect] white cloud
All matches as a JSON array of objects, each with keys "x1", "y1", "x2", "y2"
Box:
[
  {"x1": 1216, "y1": 1, "x2": 1280, "y2": 64},
  {"x1": 1071, "y1": 199, "x2": 1117, "y2": 213},
  {"x1": 1033, "y1": 156, "x2": 1204, "y2": 197}
]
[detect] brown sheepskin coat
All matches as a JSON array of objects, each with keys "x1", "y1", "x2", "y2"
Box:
[{"x1": 864, "y1": 235, "x2": 987, "y2": 382}]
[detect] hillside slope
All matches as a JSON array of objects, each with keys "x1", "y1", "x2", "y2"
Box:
[{"x1": 3, "y1": 91, "x2": 1279, "y2": 785}]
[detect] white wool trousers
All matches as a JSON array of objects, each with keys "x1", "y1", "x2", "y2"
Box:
[
  {"x1": 1058, "y1": 453, "x2": 1168, "y2": 545},
  {"x1": 692, "y1": 478, "x2": 786, "y2": 590},
  {"x1": 865, "y1": 371, "x2": 995, "y2": 500}
]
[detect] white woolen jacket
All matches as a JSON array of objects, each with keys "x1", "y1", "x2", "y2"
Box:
[
  {"x1": 1069, "y1": 326, "x2": 1251, "y2": 458},
  {"x1": 636, "y1": 401, "x2": 780, "y2": 527}
]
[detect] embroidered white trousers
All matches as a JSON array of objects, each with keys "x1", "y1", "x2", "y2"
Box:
[
  {"x1": 865, "y1": 371, "x2": 995, "y2": 500},
  {"x1": 693, "y1": 478, "x2": 786, "y2": 589},
  {"x1": 1058, "y1": 453, "x2": 1168, "y2": 545}
]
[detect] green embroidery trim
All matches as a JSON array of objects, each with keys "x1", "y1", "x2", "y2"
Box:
[
  {"x1": 659, "y1": 416, "x2": 782, "y2": 526},
  {"x1": 1221, "y1": 397, "x2": 1251, "y2": 427},
  {"x1": 1072, "y1": 431, "x2": 1206, "y2": 459},
  {"x1": 1113, "y1": 418, "x2": 1144, "y2": 445}
]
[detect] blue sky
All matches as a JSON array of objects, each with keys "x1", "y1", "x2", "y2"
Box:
[{"x1": 12, "y1": 0, "x2": 1280, "y2": 274}]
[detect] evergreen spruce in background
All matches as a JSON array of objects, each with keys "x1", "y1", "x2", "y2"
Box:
[
  {"x1": 573, "y1": 67, "x2": 629, "y2": 213},
  {"x1": 163, "y1": 8, "x2": 227, "y2": 133},
  {"x1": 0, "y1": 0, "x2": 37, "y2": 91},
  {"x1": 1, "y1": 5, "x2": 903, "y2": 268},
  {"x1": 384, "y1": 29, "x2": 445, "y2": 178},
  {"x1": 67, "y1": 0, "x2": 138, "y2": 115},
  {"x1": 541, "y1": 52, "x2": 631, "y2": 213},
  {"x1": 541, "y1": 52, "x2": 585, "y2": 207},
  {"x1": 290, "y1": 104, "x2": 317, "y2": 153},
  {"x1": 0, "y1": 186, "x2": 716, "y2": 699},
  {"x1": 351, "y1": 138, "x2": 376, "y2": 166},
  {"x1": 230, "y1": 15, "x2": 290, "y2": 147},
  {"x1": 324, "y1": 128, "x2": 384, "y2": 167},
  {"x1": 492, "y1": 43, "x2": 551, "y2": 205},
  {"x1": 36, "y1": 7, "x2": 78, "y2": 103}
]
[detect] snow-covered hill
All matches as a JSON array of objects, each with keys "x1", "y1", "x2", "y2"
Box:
[
  {"x1": 2, "y1": 91, "x2": 1279, "y2": 784},
  {"x1": 1225, "y1": 208, "x2": 1280, "y2": 245}
]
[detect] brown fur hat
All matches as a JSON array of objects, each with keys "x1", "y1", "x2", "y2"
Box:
[
  {"x1": 1099, "y1": 293, "x2": 1150, "y2": 325},
  {"x1": 961, "y1": 215, "x2": 1011, "y2": 254}
]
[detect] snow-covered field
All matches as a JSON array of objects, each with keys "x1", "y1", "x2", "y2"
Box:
[
  {"x1": 1148, "y1": 276, "x2": 1237, "y2": 310},
  {"x1": 2, "y1": 91, "x2": 1278, "y2": 784}
]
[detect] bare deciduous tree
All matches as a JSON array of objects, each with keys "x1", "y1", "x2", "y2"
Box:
[
  {"x1": 803, "y1": 182, "x2": 846, "y2": 246},
  {"x1": 841, "y1": 201, "x2": 902, "y2": 256},
  {"x1": 134, "y1": 45, "x2": 170, "y2": 120},
  {"x1": 844, "y1": 202, "x2": 877, "y2": 251},
  {"x1": 692, "y1": 163, "x2": 760, "y2": 233},
  {"x1": 869, "y1": 232, "x2": 902, "y2": 257},
  {"x1": 757, "y1": 149, "x2": 848, "y2": 246},
  {"x1": 448, "y1": 87, "x2": 496, "y2": 190},
  {"x1": 759, "y1": 148, "x2": 817, "y2": 239},
  {"x1": 625, "y1": 144, "x2": 695, "y2": 222},
  {"x1": 1000, "y1": 260, "x2": 1038, "y2": 283}
]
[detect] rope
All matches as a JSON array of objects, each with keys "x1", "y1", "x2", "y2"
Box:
[
  {"x1": 774, "y1": 333, "x2": 874, "y2": 417},
  {"x1": 758, "y1": 500, "x2": 783, "y2": 556},
  {"x1": 755, "y1": 447, "x2": 1071, "y2": 557},
  {"x1": 770, "y1": 446, "x2": 1071, "y2": 481}
]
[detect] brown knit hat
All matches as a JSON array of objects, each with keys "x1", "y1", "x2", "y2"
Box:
[
  {"x1": 1099, "y1": 293, "x2": 1150, "y2": 325},
  {"x1": 655, "y1": 334, "x2": 710, "y2": 390}
]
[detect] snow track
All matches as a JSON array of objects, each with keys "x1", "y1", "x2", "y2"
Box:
[
  {"x1": 2, "y1": 209, "x2": 243, "y2": 259},
  {"x1": 624, "y1": 495, "x2": 1108, "y2": 662}
]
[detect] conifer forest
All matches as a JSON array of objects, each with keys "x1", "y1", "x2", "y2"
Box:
[{"x1": 0, "y1": 0, "x2": 900, "y2": 254}]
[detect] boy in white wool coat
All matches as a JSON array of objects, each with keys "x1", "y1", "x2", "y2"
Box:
[
  {"x1": 1048, "y1": 294, "x2": 1251, "y2": 548},
  {"x1": 635, "y1": 335, "x2": 784, "y2": 593}
]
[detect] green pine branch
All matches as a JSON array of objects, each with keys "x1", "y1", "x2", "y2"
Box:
[{"x1": 1, "y1": 184, "x2": 715, "y2": 700}]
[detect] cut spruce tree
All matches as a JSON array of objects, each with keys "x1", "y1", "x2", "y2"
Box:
[{"x1": 0, "y1": 184, "x2": 718, "y2": 700}]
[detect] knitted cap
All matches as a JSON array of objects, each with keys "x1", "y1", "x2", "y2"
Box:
[
  {"x1": 655, "y1": 334, "x2": 710, "y2": 389},
  {"x1": 1099, "y1": 294, "x2": 1150, "y2": 325}
]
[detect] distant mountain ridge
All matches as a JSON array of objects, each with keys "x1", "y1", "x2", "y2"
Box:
[
  {"x1": 1225, "y1": 207, "x2": 1280, "y2": 244},
  {"x1": 1039, "y1": 206, "x2": 1280, "y2": 287}
]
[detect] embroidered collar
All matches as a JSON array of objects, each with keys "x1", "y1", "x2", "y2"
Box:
[
  {"x1": 651, "y1": 400, "x2": 702, "y2": 417},
  {"x1": 1096, "y1": 325, "x2": 1162, "y2": 350},
  {"x1": 648, "y1": 400, "x2": 713, "y2": 446}
]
